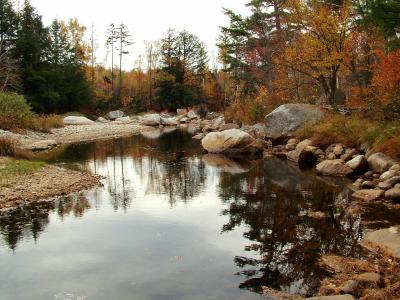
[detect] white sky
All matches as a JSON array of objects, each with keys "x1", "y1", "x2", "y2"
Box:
[{"x1": 29, "y1": 0, "x2": 250, "y2": 70}]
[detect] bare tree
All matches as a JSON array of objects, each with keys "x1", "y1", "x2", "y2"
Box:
[
  {"x1": 145, "y1": 40, "x2": 160, "y2": 108},
  {"x1": 116, "y1": 24, "x2": 132, "y2": 104},
  {"x1": 0, "y1": 50, "x2": 20, "y2": 91}
]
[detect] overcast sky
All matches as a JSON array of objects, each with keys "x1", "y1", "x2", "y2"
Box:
[{"x1": 29, "y1": 0, "x2": 250, "y2": 69}]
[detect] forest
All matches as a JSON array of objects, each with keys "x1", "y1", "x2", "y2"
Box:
[{"x1": 1, "y1": 0, "x2": 399, "y2": 118}]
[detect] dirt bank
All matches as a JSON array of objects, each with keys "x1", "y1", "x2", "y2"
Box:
[
  {"x1": 0, "y1": 163, "x2": 102, "y2": 212},
  {"x1": 0, "y1": 122, "x2": 151, "y2": 150}
]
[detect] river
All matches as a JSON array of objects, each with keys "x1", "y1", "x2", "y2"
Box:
[{"x1": 1, "y1": 128, "x2": 398, "y2": 300}]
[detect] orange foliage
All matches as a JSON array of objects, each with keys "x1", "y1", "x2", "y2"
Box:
[{"x1": 372, "y1": 49, "x2": 400, "y2": 104}]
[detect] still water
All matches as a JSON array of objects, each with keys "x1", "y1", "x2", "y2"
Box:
[{"x1": 0, "y1": 128, "x2": 398, "y2": 300}]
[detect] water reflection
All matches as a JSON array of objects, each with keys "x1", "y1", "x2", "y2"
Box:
[
  {"x1": 217, "y1": 157, "x2": 362, "y2": 296},
  {"x1": 0, "y1": 129, "x2": 399, "y2": 300}
]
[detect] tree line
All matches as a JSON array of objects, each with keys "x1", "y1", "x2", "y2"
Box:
[
  {"x1": 218, "y1": 0, "x2": 400, "y2": 122},
  {"x1": 1, "y1": 0, "x2": 399, "y2": 119}
]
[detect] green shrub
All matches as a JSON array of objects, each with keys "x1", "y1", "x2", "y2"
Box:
[{"x1": 0, "y1": 92, "x2": 33, "y2": 130}]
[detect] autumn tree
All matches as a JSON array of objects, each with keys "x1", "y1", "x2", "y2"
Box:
[{"x1": 278, "y1": 0, "x2": 356, "y2": 105}]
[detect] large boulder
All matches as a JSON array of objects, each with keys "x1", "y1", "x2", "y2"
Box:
[
  {"x1": 367, "y1": 152, "x2": 394, "y2": 173},
  {"x1": 63, "y1": 116, "x2": 94, "y2": 126},
  {"x1": 139, "y1": 114, "x2": 161, "y2": 126},
  {"x1": 105, "y1": 110, "x2": 124, "y2": 120},
  {"x1": 316, "y1": 159, "x2": 353, "y2": 177},
  {"x1": 187, "y1": 111, "x2": 198, "y2": 120},
  {"x1": 201, "y1": 129, "x2": 263, "y2": 154},
  {"x1": 264, "y1": 104, "x2": 324, "y2": 139}
]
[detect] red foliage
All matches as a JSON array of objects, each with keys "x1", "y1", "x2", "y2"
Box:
[{"x1": 373, "y1": 50, "x2": 400, "y2": 104}]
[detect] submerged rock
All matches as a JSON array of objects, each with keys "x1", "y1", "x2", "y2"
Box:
[
  {"x1": 201, "y1": 129, "x2": 263, "y2": 154},
  {"x1": 63, "y1": 116, "x2": 94, "y2": 125},
  {"x1": 352, "y1": 189, "x2": 384, "y2": 201},
  {"x1": 264, "y1": 104, "x2": 324, "y2": 139},
  {"x1": 361, "y1": 226, "x2": 400, "y2": 258},
  {"x1": 306, "y1": 295, "x2": 355, "y2": 300}
]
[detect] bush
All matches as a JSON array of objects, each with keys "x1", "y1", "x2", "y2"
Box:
[
  {"x1": 0, "y1": 136, "x2": 32, "y2": 159},
  {"x1": 32, "y1": 115, "x2": 64, "y2": 133},
  {"x1": 0, "y1": 92, "x2": 33, "y2": 130}
]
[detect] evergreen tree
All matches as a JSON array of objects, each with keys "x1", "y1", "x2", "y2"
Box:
[{"x1": 156, "y1": 28, "x2": 208, "y2": 111}]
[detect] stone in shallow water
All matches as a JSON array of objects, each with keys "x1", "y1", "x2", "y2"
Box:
[
  {"x1": 361, "y1": 226, "x2": 400, "y2": 258},
  {"x1": 316, "y1": 160, "x2": 353, "y2": 177},
  {"x1": 352, "y1": 189, "x2": 384, "y2": 201}
]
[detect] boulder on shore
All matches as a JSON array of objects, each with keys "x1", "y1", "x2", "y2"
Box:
[
  {"x1": 105, "y1": 110, "x2": 124, "y2": 120},
  {"x1": 201, "y1": 129, "x2": 263, "y2": 154},
  {"x1": 346, "y1": 155, "x2": 367, "y2": 173},
  {"x1": 160, "y1": 117, "x2": 178, "y2": 126},
  {"x1": 139, "y1": 114, "x2": 161, "y2": 126},
  {"x1": 286, "y1": 139, "x2": 318, "y2": 168},
  {"x1": 316, "y1": 159, "x2": 353, "y2": 177},
  {"x1": 367, "y1": 152, "x2": 394, "y2": 173},
  {"x1": 264, "y1": 104, "x2": 324, "y2": 139},
  {"x1": 63, "y1": 116, "x2": 94, "y2": 126}
]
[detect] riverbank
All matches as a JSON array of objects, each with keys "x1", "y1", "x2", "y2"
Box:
[
  {"x1": 0, "y1": 122, "x2": 150, "y2": 151},
  {"x1": 0, "y1": 157, "x2": 102, "y2": 213}
]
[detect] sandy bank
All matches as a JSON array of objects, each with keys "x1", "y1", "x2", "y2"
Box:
[
  {"x1": 0, "y1": 122, "x2": 151, "y2": 150},
  {"x1": 0, "y1": 164, "x2": 102, "y2": 212}
]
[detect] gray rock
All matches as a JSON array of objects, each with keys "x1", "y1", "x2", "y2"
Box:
[
  {"x1": 385, "y1": 188, "x2": 400, "y2": 200},
  {"x1": 63, "y1": 116, "x2": 94, "y2": 125},
  {"x1": 390, "y1": 164, "x2": 400, "y2": 172},
  {"x1": 362, "y1": 181, "x2": 376, "y2": 189},
  {"x1": 367, "y1": 152, "x2": 394, "y2": 173},
  {"x1": 139, "y1": 114, "x2": 161, "y2": 126},
  {"x1": 160, "y1": 117, "x2": 178, "y2": 126},
  {"x1": 187, "y1": 111, "x2": 198, "y2": 120},
  {"x1": 114, "y1": 116, "x2": 133, "y2": 124},
  {"x1": 379, "y1": 170, "x2": 398, "y2": 181},
  {"x1": 96, "y1": 117, "x2": 110, "y2": 123},
  {"x1": 177, "y1": 108, "x2": 188, "y2": 116},
  {"x1": 316, "y1": 160, "x2": 353, "y2": 177},
  {"x1": 286, "y1": 139, "x2": 312, "y2": 164},
  {"x1": 346, "y1": 155, "x2": 367, "y2": 173},
  {"x1": 105, "y1": 110, "x2": 124, "y2": 120},
  {"x1": 201, "y1": 129, "x2": 263, "y2": 154},
  {"x1": 287, "y1": 138, "x2": 299, "y2": 145},
  {"x1": 264, "y1": 104, "x2": 324, "y2": 139},
  {"x1": 333, "y1": 144, "x2": 345, "y2": 156},
  {"x1": 180, "y1": 117, "x2": 189, "y2": 123},
  {"x1": 285, "y1": 143, "x2": 296, "y2": 151},
  {"x1": 361, "y1": 226, "x2": 400, "y2": 258},
  {"x1": 352, "y1": 189, "x2": 384, "y2": 201}
]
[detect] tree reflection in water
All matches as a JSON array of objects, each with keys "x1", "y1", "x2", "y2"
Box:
[
  {"x1": 0, "y1": 195, "x2": 91, "y2": 251},
  {"x1": 217, "y1": 157, "x2": 364, "y2": 297}
]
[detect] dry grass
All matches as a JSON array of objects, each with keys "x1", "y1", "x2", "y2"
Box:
[
  {"x1": 31, "y1": 114, "x2": 64, "y2": 133},
  {"x1": 373, "y1": 136, "x2": 400, "y2": 160},
  {"x1": 295, "y1": 114, "x2": 371, "y2": 149},
  {"x1": 0, "y1": 136, "x2": 33, "y2": 159}
]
